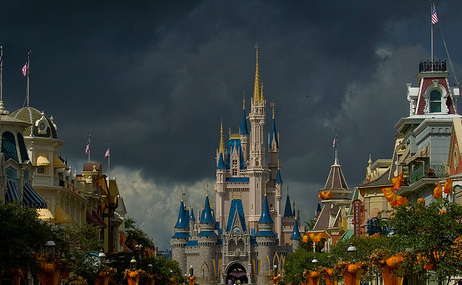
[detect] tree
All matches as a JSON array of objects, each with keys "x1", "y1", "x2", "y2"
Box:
[
  {"x1": 0, "y1": 202, "x2": 51, "y2": 276},
  {"x1": 124, "y1": 217, "x2": 154, "y2": 250},
  {"x1": 386, "y1": 198, "x2": 462, "y2": 284}
]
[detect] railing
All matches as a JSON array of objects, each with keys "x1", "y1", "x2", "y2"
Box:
[
  {"x1": 409, "y1": 162, "x2": 447, "y2": 183},
  {"x1": 419, "y1": 60, "x2": 447, "y2": 72}
]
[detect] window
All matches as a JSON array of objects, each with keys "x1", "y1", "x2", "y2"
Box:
[
  {"x1": 232, "y1": 160, "x2": 238, "y2": 175},
  {"x1": 2, "y1": 132, "x2": 18, "y2": 162},
  {"x1": 37, "y1": 167, "x2": 45, "y2": 174},
  {"x1": 430, "y1": 90, "x2": 441, "y2": 113}
]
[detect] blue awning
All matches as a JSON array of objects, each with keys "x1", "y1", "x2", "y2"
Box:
[
  {"x1": 6, "y1": 180, "x2": 20, "y2": 202},
  {"x1": 23, "y1": 182, "x2": 47, "y2": 208}
]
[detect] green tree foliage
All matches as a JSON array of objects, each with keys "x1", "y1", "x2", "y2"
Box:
[
  {"x1": 125, "y1": 217, "x2": 154, "y2": 250},
  {"x1": 51, "y1": 222, "x2": 103, "y2": 283},
  {"x1": 386, "y1": 198, "x2": 462, "y2": 284},
  {"x1": 0, "y1": 202, "x2": 51, "y2": 274}
]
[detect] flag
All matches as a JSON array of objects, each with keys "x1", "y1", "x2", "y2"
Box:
[
  {"x1": 104, "y1": 148, "x2": 110, "y2": 158},
  {"x1": 332, "y1": 135, "x2": 338, "y2": 148},
  {"x1": 431, "y1": 4, "x2": 438, "y2": 25},
  {"x1": 85, "y1": 136, "x2": 90, "y2": 154},
  {"x1": 22, "y1": 62, "x2": 28, "y2": 77}
]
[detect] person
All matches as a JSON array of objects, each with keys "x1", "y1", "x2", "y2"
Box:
[{"x1": 228, "y1": 279, "x2": 232, "y2": 285}]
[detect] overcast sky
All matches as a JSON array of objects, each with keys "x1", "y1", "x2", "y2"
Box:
[{"x1": 1, "y1": 1, "x2": 461, "y2": 250}]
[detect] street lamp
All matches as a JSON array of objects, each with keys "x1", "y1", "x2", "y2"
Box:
[
  {"x1": 45, "y1": 240, "x2": 56, "y2": 259},
  {"x1": 347, "y1": 243, "x2": 357, "y2": 261},
  {"x1": 130, "y1": 258, "x2": 137, "y2": 270},
  {"x1": 311, "y1": 257, "x2": 318, "y2": 267},
  {"x1": 190, "y1": 265, "x2": 194, "y2": 277},
  {"x1": 273, "y1": 264, "x2": 277, "y2": 277}
]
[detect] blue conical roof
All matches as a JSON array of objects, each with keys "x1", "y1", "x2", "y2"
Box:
[
  {"x1": 258, "y1": 195, "x2": 273, "y2": 224},
  {"x1": 290, "y1": 218, "x2": 302, "y2": 240},
  {"x1": 283, "y1": 195, "x2": 293, "y2": 217},
  {"x1": 275, "y1": 169, "x2": 283, "y2": 184},
  {"x1": 200, "y1": 195, "x2": 214, "y2": 224},
  {"x1": 174, "y1": 200, "x2": 189, "y2": 228},
  {"x1": 240, "y1": 109, "x2": 249, "y2": 135},
  {"x1": 270, "y1": 117, "x2": 278, "y2": 148},
  {"x1": 217, "y1": 153, "x2": 225, "y2": 169},
  {"x1": 189, "y1": 207, "x2": 195, "y2": 221}
]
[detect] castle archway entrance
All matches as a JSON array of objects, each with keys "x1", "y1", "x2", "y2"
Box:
[{"x1": 226, "y1": 263, "x2": 248, "y2": 284}]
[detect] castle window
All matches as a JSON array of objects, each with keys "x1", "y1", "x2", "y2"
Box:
[
  {"x1": 232, "y1": 159, "x2": 238, "y2": 175},
  {"x1": 430, "y1": 90, "x2": 441, "y2": 113}
]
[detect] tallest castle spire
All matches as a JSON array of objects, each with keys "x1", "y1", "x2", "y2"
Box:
[{"x1": 253, "y1": 45, "x2": 261, "y2": 103}]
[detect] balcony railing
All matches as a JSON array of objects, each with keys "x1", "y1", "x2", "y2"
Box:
[
  {"x1": 409, "y1": 163, "x2": 447, "y2": 183},
  {"x1": 419, "y1": 60, "x2": 447, "y2": 72}
]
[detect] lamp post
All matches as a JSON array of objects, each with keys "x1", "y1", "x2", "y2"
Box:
[{"x1": 272, "y1": 265, "x2": 278, "y2": 285}]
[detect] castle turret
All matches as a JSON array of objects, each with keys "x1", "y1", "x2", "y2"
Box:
[
  {"x1": 198, "y1": 193, "x2": 217, "y2": 282},
  {"x1": 171, "y1": 199, "x2": 190, "y2": 274},
  {"x1": 290, "y1": 217, "x2": 302, "y2": 251},
  {"x1": 255, "y1": 192, "x2": 276, "y2": 285}
]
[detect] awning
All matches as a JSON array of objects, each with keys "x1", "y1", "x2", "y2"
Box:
[
  {"x1": 53, "y1": 155, "x2": 67, "y2": 168},
  {"x1": 23, "y1": 182, "x2": 47, "y2": 208},
  {"x1": 55, "y1": 204, "x2": 72, "y2": 224},
  {"x1": 36, "y1": 155, "x2": 51, "y2": 166},
  {"x1": 86, "y1": 211, "x2": 107, "y2": 228},
  {"x1": 38, "y1": 208, "x2": 55, "y2": 222},
  {"x1": 6, "y1": 180, "x2": 20, "y2": 202}
]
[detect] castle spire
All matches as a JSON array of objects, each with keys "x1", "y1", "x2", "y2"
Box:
[
  {"x1": 253, "y1": 44, "x2": 261, "y2": 104},
  {"x1": 219, "y1": 119, "x2": 225, "y2": 154}
]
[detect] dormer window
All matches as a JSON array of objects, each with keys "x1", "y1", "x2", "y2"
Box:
[{"x1": 430, "y1": 90, "x2": 442, "y2": 113}]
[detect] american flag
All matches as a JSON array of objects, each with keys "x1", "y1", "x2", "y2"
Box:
[
  {"x1": 332, "y1": 136, "x2": 338, "y2": 148},
  {"x1": 431, "y1": 4, "x2": 438, "y2": 25},
  {"x1": 22, "y1": 62, "x2": 28, "y2": 77},
  {"x1": 104, "y1": 148, "x2": 110, "y2": 158},
  {"x1": 85, "y1": 144, "x2": 90, "y2": 154}
]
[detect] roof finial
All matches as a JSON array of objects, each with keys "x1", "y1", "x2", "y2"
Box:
[
  {"x1": 242, "y1": 92, "x2": 245, "y2": 110},
  {"x1": 181, "y1": 188, "x2": 185, "y2": 201},
  {"x1": 287, "y1": 184, "x2": 289, "y2": 196},
  {"x1": 253, "y1": 44, "x2": 261, "y2": 104},
  {"x1": 271, "y1": 101, "x2": 276, "y2": 119},
  {"x1": 278, "y1": 159, "x2": 280, "y2": 169},
  {"x1": 206, "y1": 184, "x2": 209, "y2": 196},
  {"x1": 264, "y1": 184, "x2": 267, "y2": 196},
  {"x1": 333, "y1": 129, "x2": 339, "y2": 165},
  {"x1": 219, "y1": 119, "x2": 225, "y2": 154}
]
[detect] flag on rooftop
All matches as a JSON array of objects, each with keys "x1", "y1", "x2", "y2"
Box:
[
  {"x1": 22, "y1": 62, "x2": 28, "y2": 77},
  {"x1": 332, "y1": 134, "x2": 338, "y2": 148},
  {"x1": 105, "y1": 148, "x2": 110, "y2": 158},
  {"x1": 431, "y1": 4, "x2": 438, "y2": 25}
]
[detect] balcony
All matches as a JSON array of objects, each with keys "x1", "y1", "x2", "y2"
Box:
[
  {"x1": 419, "y1": 60, "x2": 447, "y2": 72},
  {"x1": 409, "y1": 162, "x2": 447, "y2": 184}
]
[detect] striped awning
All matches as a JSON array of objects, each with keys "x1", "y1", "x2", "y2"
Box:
[
  {"x1": 6, "y1": 180, "x2": 20, "y2": 202},
  {"x1": 23, "y1": 182, "x2": 47, "y2": 208}
]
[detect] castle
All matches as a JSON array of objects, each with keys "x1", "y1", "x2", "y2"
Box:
[{"x1": 171, "y1": 48, "x2": 304, "y2": 285}]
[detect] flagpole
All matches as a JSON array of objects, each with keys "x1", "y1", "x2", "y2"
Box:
[
  {"x1": 431, "y1": 3, "x2": 434, "y2": 67},
  {"x1": 26, "y1": 50, "x2": 30, "y2": 106},
  {"x1": 0, "y1": 46, "x2": 3, "y2": 103}
]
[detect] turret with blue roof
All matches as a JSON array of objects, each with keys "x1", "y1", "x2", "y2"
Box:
[
  {"x1": 198, "y1": 188, "x2": 217, "y2": 238},
  {"x1": 283, "y1": 186, "x2": 294, "y2": 218},
  {"x1": 256, "y1": 189, "x2": 275, "y2": 237}
]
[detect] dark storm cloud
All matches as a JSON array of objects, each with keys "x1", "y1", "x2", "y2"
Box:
[{"x1": 1, "y1": 0, "x2": 461, "y2": 249}]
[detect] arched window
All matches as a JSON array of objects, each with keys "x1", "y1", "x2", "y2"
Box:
[
  {"x1": 2, "y1": 132, "x2": 18, "y2": 162},
  {"x1": 430, "y1": 90, "x2": 441, "y2": 113}
]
